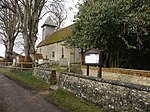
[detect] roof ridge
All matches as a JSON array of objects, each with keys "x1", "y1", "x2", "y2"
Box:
[{"x1": 37, "y1": 24, "x2": 74, "y2": 47}]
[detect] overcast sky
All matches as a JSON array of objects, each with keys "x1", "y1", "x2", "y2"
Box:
[
  {"x1": 37, "y1": 0, "x2": 80, "y2": 42},
  {"x1": 0, "y1": 0, "x2": 81, "y2": 57}
]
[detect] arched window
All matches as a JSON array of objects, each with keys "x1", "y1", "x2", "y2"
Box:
[
  {"x1": 62, "y1": 47, "x2": 64, "y2": 58},
  {"x1": 52, "y1": 51, "x2": 55, "y2": 58}
]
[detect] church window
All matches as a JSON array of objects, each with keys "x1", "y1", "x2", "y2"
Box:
[
  {"x1": 52, "y1": 51, "x2": 55, "y2": 58},
  {"x1": 62, "y1": 47, "x2": 64, "y2": 58}
]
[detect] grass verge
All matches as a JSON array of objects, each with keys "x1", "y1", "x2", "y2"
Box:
[
  {"x1": 0, "y1": 68, "x2": 49, "y2": 91},
  {"x1": 0, "y1": 68, "x2": 103, "y2": 112},
  {"x1": 48, "y1": 89, "x2": 102, "y2": 112}
]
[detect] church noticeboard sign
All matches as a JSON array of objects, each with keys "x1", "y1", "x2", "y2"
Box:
[
  {"x1": 84, "y1": 49, "x2": 103, "y2": 66},
  {"x1": 85, "y1": 54, "x2": 99, "y2": 64},
  {"x1": 84, "y1": 49, "x2": 104, "y2": 78}
]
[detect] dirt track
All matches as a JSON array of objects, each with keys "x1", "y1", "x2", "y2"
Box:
[{"x1": 0, "y1": 74, "x2": 62, "y2": 112}]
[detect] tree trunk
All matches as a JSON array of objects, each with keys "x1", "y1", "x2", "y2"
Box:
[
  {"x1": 5, "y1": 38, "x2": 15, "y2": 62},
  {"x1": 103, "y1": 53, "x2": 110, "y2": 67},
  {"x1": 23, "y1": 32, "x2": 32, "y2": 62},
  {"x1": 80, "y1": 48, "x2": 84, "y2": 65}
]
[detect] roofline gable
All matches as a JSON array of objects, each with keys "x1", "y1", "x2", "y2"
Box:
[
  {"x1": 41, "y1": 24, "x2": 57, "y2": 28},
  {"x1": 37, "y1": 24, "x2": 74, "y2": 48}
]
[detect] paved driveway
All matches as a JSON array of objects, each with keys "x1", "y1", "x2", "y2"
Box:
[{"x1": 0, "y1": 74, "x2": 62, "y2": 112}]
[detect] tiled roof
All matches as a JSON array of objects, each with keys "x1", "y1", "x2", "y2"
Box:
[{"x1": 37, "y1": 24, "x2": 74, "y2": 47}]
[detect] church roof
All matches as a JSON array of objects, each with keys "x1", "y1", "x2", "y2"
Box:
[
  {"x1": 41, "y1": 16, "x2": 57, "y2": 27},
  {"x1": 37, "y1": 24, "x2": 74, "y2": 47}
]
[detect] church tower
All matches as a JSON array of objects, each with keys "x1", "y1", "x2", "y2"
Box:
[{"x1": 41, "y1": 17, "x2": 57, "y2": 40}]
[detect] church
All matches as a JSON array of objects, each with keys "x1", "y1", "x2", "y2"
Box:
[{"x1": 36, "y1": 17, "x2": 80, "y2": 65}]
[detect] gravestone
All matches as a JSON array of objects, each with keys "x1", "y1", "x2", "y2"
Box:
[{"x1": 59, "y1": 58, "x2": 68, "y2": 67}]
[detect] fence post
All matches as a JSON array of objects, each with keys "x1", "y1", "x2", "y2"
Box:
[
  {"x1": 32, "y1": 62, "x2": 34, "y2": 70},
  {"x1": 21, "y1": 62, "x2": 23, "y2": 71},
  {"x1": 32, "y1": 62, "x2": 36, "y2": 76}
]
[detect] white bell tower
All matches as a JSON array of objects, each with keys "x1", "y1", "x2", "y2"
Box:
[{"x1": 41, "y1": 17, "x2": 57, "y2": 40}]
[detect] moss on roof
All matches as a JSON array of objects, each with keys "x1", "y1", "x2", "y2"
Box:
[{"x1": 37, "y1": 24, "x2": 74, "y2": 47}]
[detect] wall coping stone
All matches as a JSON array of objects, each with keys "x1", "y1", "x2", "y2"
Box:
[
  {"x1": 61, "y1": 72, "x2": 150, "y2": 92},
  {"x1": 35, "y1": 67, "x2": 55, "y2": 71},
  {"x1": 82, "y1": 66, "x2": 150, "y2": 77}
]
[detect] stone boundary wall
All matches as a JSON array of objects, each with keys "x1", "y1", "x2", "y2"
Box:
[
  {"x1": 59, "y1": 73, "x2": 150, "y2": 112},
  {"x1": 34, "y1": 67, "x2": 56, "y2": 84},
  {"x1": 103, "y1": 68, "x2": 150, "y2": 77},
  {"x1": 82, "y1": 66, "x2": 150, "y2": 77},
  {"x1": 82, "y1": 66, "x2": 150, "y2": 86}
]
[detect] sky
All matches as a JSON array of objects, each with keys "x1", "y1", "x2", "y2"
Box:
[
  {"x1": 0, "y1": 0, "x2": 81, "y2": 57},
  {"x1": 37, "y1": 0, "x2": 80, "y2": 42},
  {"x1": 0, "y1": 45, "x2": 5, "y2": 57}
]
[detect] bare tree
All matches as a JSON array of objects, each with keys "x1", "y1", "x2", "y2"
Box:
[
  {"x1": 14, "y1": 34, "x2": 25, "y2": 55},
  {"x1": 1, "y1": 0, "x2": 70, "y2": 62},
  {"x1": 0, "y1": 5, "x2": 20, "y2": 61},
  {"x1": 44, "y1": 0, "x2": 68, "y2": 29},
  {"x1": 1, "y1": 0, "x2": 47, "y2": 62}
]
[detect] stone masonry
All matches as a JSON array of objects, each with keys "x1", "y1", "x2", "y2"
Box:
[
  {"x1": 59, "y1": 72, "x2": 150, "y2": 112},
  {"x1": 82, "y1": 67, "x2": 150, "y2": 86},
  {"x1": 34, "y1": 67, "x2": 56, "y2": 84}
]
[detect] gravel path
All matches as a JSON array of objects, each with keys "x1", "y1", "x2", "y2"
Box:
[{"x1": 0, "y1": 74, "x2": 62, "y2": 112}]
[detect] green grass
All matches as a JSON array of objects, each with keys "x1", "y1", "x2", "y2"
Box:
[
  {"x1": 48, "y1": 89, "x2": 102, "y2": 112},
  {"x1": 0, "y1": 68, "x2": 103, "y2": 112},
  {"x1": 0, "y1": 68, "x2": 49, "y2": 91}
]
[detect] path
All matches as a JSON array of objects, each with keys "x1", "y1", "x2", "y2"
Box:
[{"x1": 0, "y1": 74, "x2": 63, "y2": 112}]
